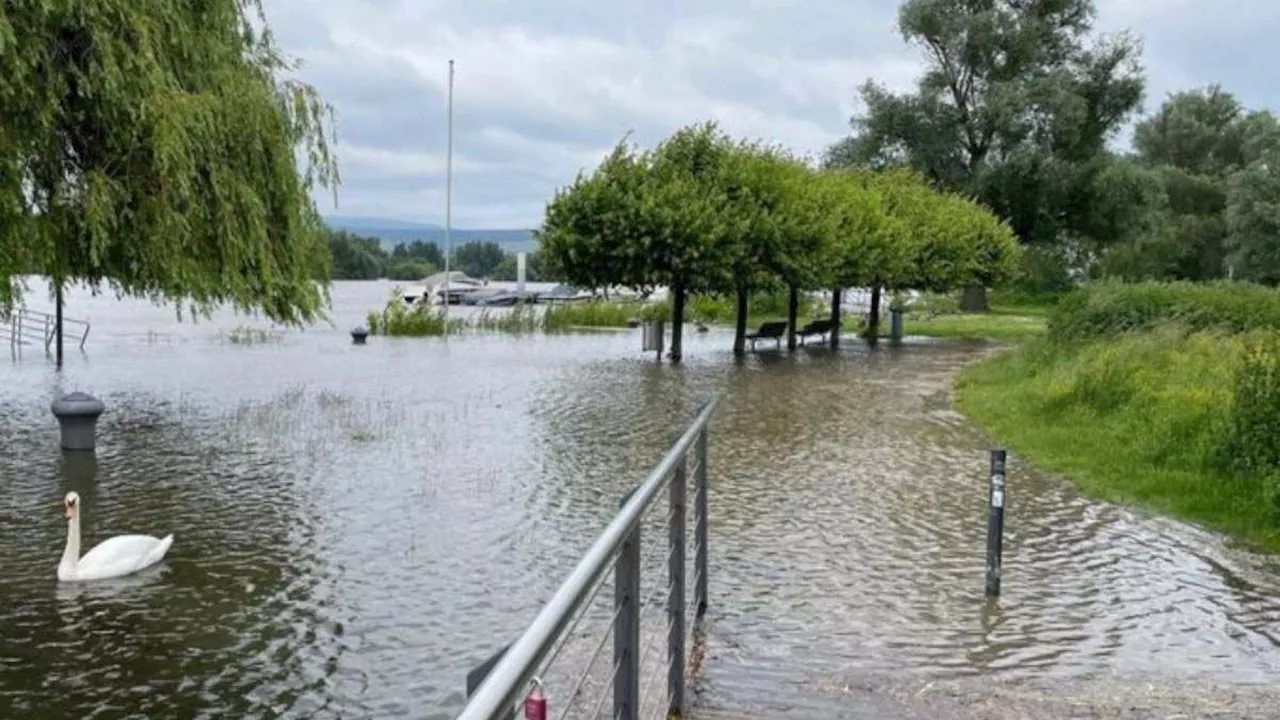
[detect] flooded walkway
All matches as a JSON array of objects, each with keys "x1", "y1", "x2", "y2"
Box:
[
  {"x1": 691, "y1": 340, "x2": 1280, "y2": 718},
  {"x1": 0, "y1": 280, "x2": 1278, "y2": 718}
]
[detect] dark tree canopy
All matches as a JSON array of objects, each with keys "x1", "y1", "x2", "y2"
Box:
[
  {"x1": 0, "y1": 0, "x2": 338, "y2": 323},
  {"x1": 825, "y1": 0, "x2": 1145, "y2": 293},
  {"x1": 452, "y1": 240, "x2": 507, "y2": 279},
  {"x1": 392, "y1": 240, "x2": 445, "y2": 268},
  {"x1": 327, "y1": 230, "x2": 386, "y2": 280},
  {"x1": 1110, "y1": 86, "x2": 1280, "y2": 282}
]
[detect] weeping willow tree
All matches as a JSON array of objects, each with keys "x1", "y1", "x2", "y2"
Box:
[{"x1": 0, "y1": 0, "x2": 338, "y2": 323}]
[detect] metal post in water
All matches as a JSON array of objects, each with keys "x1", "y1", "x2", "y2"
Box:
[
  {"x1": 516, "y1": 252, "x2": 527, "y2": 294},
  {"x1": 614, "y1": 489, "x2": 641, "y2": 720},
  {"x1": 667, "y1": 455, "x2": 688, "y2": 714},
  {"x1": 985, "y1": 449, "x2": 1007, "y2": 597},
  {"x1": 694, "y1": 427, "x2": 709, "y2": 616},
  {"x1": 55, "y1": 282, "x2": 64, "y2": 368}
]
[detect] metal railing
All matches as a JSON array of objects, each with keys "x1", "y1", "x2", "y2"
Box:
[
  {"x1": 457, "y1": 397, "x2": 717, "y2": 720},
  {"x1": 6, "y1": 308, "x2": 91, "y2": 354}
]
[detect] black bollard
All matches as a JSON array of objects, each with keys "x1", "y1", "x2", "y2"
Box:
[
  {"x1": 51, "y1": 392, "x2": 105, "y2": 452},
  {"x1": 985, "y1": 448, "x2": 1007, "y2": 597},
  {"x1": 351, "y1": 326, "x2": 369, "y2": 345}
]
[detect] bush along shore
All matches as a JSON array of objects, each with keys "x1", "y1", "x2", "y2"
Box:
[
  {"x1": 954, "y1": 280, "x2": 1280, "y2": 552},
  {"x1": 367, "y1": 286, "x2": 1056, "y2": 340},
  {"x1": 366, "y1": 289, "x2": 831, "y2": 337}
]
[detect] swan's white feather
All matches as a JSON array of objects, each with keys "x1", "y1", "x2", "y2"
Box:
[{"x1": 63, "y1": 533, "x2": 174, "y2": 582}]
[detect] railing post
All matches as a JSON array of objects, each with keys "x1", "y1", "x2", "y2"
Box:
[
  {"x1": 694, "y1": 427, "x2": 709, "y2": 616},
  {"x1": 667, "y1": 455, "x2": 688, "y2": 715},
  {"x1": 614, "y1": 490, "x2": 641, "y2": 720},
  {"x1": 985, "y1": 449, "x2": 1007, "y2": 597}
]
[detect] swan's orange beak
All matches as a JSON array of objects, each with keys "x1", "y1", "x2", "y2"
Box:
[{"x1": 64, "y1": 501, "x2": 75, "y2": 520}]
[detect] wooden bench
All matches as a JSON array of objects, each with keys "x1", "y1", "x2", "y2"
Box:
[
  {"x1": 796, "y1": 318, "x2": 834, "y2": 345},
  {"x1": 746, "y1": 321, "x2": 788, "y2": 351}
]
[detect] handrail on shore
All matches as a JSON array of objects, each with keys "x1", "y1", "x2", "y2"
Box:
[
  {"x1": 6, "y1": 307, "x2": 91, "y2": 353},
  {"x1": 456, "y1": 397, "x2": 717, "y2": 720}
]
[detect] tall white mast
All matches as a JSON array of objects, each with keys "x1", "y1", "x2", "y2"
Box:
[{"x1": 443, "y1": 59, "x2": 455, "y2": 315}]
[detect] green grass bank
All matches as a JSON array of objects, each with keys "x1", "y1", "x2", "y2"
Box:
[{"x1": 954, "y1": 281, "x2": 1280, "y2": 552}]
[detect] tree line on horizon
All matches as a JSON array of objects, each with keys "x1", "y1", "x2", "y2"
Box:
[{"x1": 326, "y1": 228, "x2": 545, "y2": 282}]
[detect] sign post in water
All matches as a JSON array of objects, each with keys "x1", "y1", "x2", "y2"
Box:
[{"x1": 985, "y1": 448, "x2": 1007, "y2": 598}]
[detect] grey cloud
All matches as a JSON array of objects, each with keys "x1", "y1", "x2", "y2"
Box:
[{"x1": 266, "y1": 0, "x2": 1280, "y2": 228}]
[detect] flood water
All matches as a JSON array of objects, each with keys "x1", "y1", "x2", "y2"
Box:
[{"x1": 1, "y1": 279, "x2": 1278, "y2": 718}]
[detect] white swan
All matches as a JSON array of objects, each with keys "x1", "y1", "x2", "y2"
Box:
[{"x1": 57, "y1": 491, "x2": 174, "y2": 582}]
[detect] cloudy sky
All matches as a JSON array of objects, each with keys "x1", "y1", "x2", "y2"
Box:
[{"x1": 263, "y1": 0, "x2": 1280, "y2": 229}]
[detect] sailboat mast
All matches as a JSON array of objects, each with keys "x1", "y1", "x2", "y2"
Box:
[{"x1": 442, "y1": 59, "x2": 454, "y2": 316}]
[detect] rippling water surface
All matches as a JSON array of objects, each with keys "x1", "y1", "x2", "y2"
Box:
[{"x1": 0, "y1": 280, "x2": 1277, "y2": 718}]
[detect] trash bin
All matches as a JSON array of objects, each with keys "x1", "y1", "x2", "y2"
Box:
[
  {"x1": 890, "y1": 309, "x2": 904, "y2": 341},
  {"x1": 641, "y1": 320, "x2": 665, "y2": 356}
]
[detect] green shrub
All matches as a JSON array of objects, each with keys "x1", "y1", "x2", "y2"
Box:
[
  {"x1": 1223, "y1": 333, "x2": 1280, "y2": 488},
  {"x1": 686, "y1": 290, "x2": 825, "y2": 324},
  {"x1": 903, "y1": 292, "x2": 959, "y2": 317},
  {"x1": 367, "y1": 290, "x2": 460, "y2": 336},
  {"x1": 1048, "y1": 280, "x2": 1280, "y2": 344},
  {"x1": 543, "y1": 300, "x2": 661, "y2": 329},
  {"x1": 956, "y1": 327, "x2": 1280, "y2": 548},
  {"x1": 471, "y1": 304, "x2": 542, "y2": 333}
]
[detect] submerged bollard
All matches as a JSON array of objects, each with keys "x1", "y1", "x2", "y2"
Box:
[
  {"x1": 51, "y1": 392, "x2": 105, "y2": 452},
  {"x1": 890, "y1": 308, "x2": 904, "y2": 342},
  {"x1": 985, "y1": 448, "x2": 1007, "y2": 597},
  {"x1": 350, "y1": 326, "x2": 369, "y2": 345}
]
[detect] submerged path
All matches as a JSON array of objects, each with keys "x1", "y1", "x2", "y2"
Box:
[
  {"x1": 684, "y1": 339, "x2": 1280, "y2": 718},
  {"x1": 0, "y1": 282, "x2": 1277, "y2": 718}
]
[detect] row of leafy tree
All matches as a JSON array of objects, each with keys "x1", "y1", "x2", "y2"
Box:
[
  {"x1": 538, "y1": 123, "x2": 1021, "y2": 360},
  {"x1": 824, "y1": 0, "x2": 1280, "y2": 302},
  {"x1": 326, "y1": 229, "x2": 544, "y2": 282}
]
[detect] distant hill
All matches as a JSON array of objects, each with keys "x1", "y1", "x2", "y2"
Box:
[
  {"x1": 325, "y1": 215, "x2": 441, "y2": 231},
  {"x1": 325, "y1": 215, "x2": 537, "y2": 254}
]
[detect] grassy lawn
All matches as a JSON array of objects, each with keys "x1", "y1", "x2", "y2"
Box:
[
  {"x1": 953, "y1": 330, "x2": 1280, "y2": 554},
  {"x1": 903, "y1": 304, "x2": 1048, "y2": 340}
]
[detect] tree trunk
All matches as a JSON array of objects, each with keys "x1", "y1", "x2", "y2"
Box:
[
  {"x1": 733, "y1": 287, "x2": 748, "y2": 355},
  {"x1": 786, "y1": 287, "x2": 798, "y2": 351},
  {"x1": 960, "y1": 284, "x2": 989, "y2": 312},
  {"x1": 669, "y1": 285, "x2": 685, "y2": 363},
  {"x1": 829, "y1": 289, "x2": 842, "y2": 349},
  {"x1": 866, "y1": 285, "x2": 882, "y2": 344}
]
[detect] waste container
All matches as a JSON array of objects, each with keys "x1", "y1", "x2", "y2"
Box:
[
  {"x1": 889, "y1": 309, "x2": 904, "y2": 341},
  {"x1": 641, "y1": 320, "x2": 665, "y2": 357}
]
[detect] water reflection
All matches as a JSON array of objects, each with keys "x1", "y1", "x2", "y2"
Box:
[{"x1": 0, "y1": 282, "x2": 1276, "y2": 718}]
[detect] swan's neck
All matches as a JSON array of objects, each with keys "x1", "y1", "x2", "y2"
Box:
[{"x1": 60, "y1": 515, "x2": 81, "y2": 572}]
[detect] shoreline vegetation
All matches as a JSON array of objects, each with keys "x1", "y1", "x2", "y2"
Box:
[
  {"x1": 365, "y1": 284, "x2": 1046, "y2": 339},
  {"x1": 955, "y1": 281, "x2": 1280, "y2": 553},
  {"x1": 367, "y1": 288, "x2": 831, "y2": 336}
]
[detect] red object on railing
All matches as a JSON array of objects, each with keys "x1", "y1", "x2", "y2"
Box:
[{"x1": 524, "y1": 678, "x2": 547, "y2": 720}]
